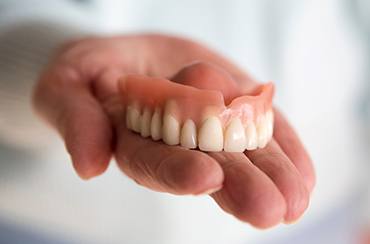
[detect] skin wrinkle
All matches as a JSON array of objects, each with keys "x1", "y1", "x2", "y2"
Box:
[
  {"x1": 212, "y1": 160, "x2": 248, "y2": 212},
  {"x1": 155, "y1": 149, "x2": 196, "y2": 193},
  {"x1": 214, "y1": 157, "x2": 286, "y2": 227},
  {"x1": 208, "y1": 152, "x2": 286, "y2": 223},
  {"x1": 246, "y1": 141, "x2": 309, "y2": 221},
  {"x1": 119, "y1": 118, "x2": 175, "y2": 190},
  {"x1": 153, "y1": 150, "x2": 184, "y2": 191},
  {"x1": 136, "y1": 146, "x2": 174, "y2": 191},
  {"x1": 125, "y1": 137, "x2": 154, "y2": 179}
]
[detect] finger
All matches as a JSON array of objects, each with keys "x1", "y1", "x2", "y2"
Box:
[
  {"x1": 171, "y1": 62, "x2": 242, "y2": 103},
  {"x1": 245, "y1": 140, "x2": 310, "y2": 223},
  {"x1": 33, "y1": 66, "x2": 112, "y2": 179},
  {"x1": 208, "y1": 152, "x2": 286, "y2": 229},
  {"x1": 115, "y1": 122, "x2": 224, "y2": 195},
  {"x1": 273, "y1": 108, "x2": 316, "y2": 192}
]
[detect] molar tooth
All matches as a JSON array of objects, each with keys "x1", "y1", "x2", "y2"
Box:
[
  {"x1": 245, "y1": 122, "x2": 258, "y2": 150},
  {"x1": 224, "y1": 118, "x2": 246, "y2": 152},
  {"x1": 198, "y1": 116, "x2": 223, "y2": 152},
  {"x1": 140, "y1": 107, "x2": 152, "y2": 138},
  {"x1": 150, "y1": 108, "x2": 162, "y2": 141},
  {"x1": 257, "y1": 115, "x2": 269, "y2": 148},
  {"x1": 180, "y1": 119, "x2": 197, "y2": 149},
  {"x1": 162, "y1": 114, "x2": 180, "y2": 145}
]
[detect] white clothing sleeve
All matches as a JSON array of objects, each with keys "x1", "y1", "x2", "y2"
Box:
[{"x1": 0, "y1": 0, "x2": 99, "y2": 151}]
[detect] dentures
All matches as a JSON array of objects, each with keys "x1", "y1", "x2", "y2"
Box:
[{"x1": 119, "y1": 74, "x2": 274, "y2": 152}]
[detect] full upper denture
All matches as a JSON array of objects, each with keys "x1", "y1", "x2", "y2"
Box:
[{"x1": 119, "y1": 73, "x2": 274, "y2": 153}]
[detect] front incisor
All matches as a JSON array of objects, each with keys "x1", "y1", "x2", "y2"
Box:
[
  {"x1": 224, "y1": 118, "x2": 247, "y2": 152},
  {"x1": 198, "y1": 116, "x2": 223, "y2": 152},
  {"x1": 180, "y1": 119, "x2": 197, "y2": 149}
]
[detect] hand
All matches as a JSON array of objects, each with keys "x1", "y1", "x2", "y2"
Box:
[{"x1": 33, "y1": 34, "x2": 315, "y2": 228}]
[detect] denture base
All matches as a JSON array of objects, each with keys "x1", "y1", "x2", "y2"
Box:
[{"x1": 120, "y1": 75, "x2": 274, "y2": 152}]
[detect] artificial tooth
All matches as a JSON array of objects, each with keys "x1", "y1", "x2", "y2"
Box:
[
  {"x1": 140, "y1": 107, "x2": 152, "y2": 138},
  {"x1": 245, "y1": 122, "x2": 258, "y2": 150},
  {"x1": 161, "y1": 100, "x2": 180, "y2": 145},
  {"x1": 198, "y1": 116, "x2": 223, "y2": 152},
  {"x1": 180, "y1": 119, "x2": 197, "y2": 149},
  {"x1": 265, "y1": 109, "x2": 274, "y2": 139},
  {"x1": 162, "y1": 114, "x2": 180, "y2": 145},
  {"x1": 257, "y1": 115, "x2": 269, "y2": 148},
  {"x1": 150, "y1": 108, "x2": 162, "y2": 141},
  {"x1": 224, "y1": 118, "x2": 246, "y2": 152},
  {"x1": 127, "y1": 105, "x2": 141, "y2": 133},
  {"x1": 125, "y1": 106, "x2": 132, "y2": 129}
]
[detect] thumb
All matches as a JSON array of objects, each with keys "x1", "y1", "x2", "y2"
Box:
[
  {"x1": 33, "y1": 65, "x2": 112, "y2": 179},
  {"x1": 171, "y1": 61, "x2": 258, "y2": 104}
]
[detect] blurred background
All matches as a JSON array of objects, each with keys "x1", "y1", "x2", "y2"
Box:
[{"x1": 0, "y1": 0, "x2": 369, "y2": 243}]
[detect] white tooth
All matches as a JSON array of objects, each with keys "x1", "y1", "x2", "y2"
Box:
[
  {"x1": 245, "y1": 122, "x2": 258, "y2": 150},
  {"x1": 125, "y1": 106, "x2": 132, "y2": 129},
  {"x1": 140, "y1": 107, "x2": 152, "y2": 138},
  {"x1": 198, "y1": 116, "x2": 223, "y2": 152},
  {"x1": 180, "y1": 119, "x2": 197, "y2": 149},
  {"x1": 162, "y1": 114, "x2": 180, "y2": 145},
  {"x1": 257, "y1": 115, "x2": 269, "y2": 148},
  {"x1": 224, "y1": 118, "x2": 246, "y2": 152},
  {"x1": 128, "y1": 105, "x2": 141, "y2": 133},
  {"x1": 161, "y1": 100, "x2": 180, "y2": 145},
  {"x1": 265, "y1": 109, "x2": 274, "y2": 139},
  {"x1": 150, "y1": 108, "x2": 162, "y2": 141}
]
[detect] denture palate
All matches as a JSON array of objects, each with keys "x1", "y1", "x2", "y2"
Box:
[{"x1": 119, "y1": 75, "x2": 275, "y2": 152}]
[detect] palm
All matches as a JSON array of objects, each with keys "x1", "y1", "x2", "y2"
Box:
[{"x1": 35, "y1": 34, "x2": 315, "y2": 228}]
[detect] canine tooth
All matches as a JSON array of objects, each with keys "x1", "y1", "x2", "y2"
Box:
[
  {"x1": 140, "y1": 107, "x2": 152, "y2": 138},
  {"x1": 245, "y1": 122, "x2": 258, "y2": 150},
  {"x1": 128, "y1": 106, "x2": 141, "y2": 133},
  {"x1": 161, "y1": 100, "x2": 180, "y2": 145},
  {"x1": 257, "y1": 115, "x2": 269, "y2": 148},
  {"x1": 198, "y1": 116, "x2": 223, "y2": 152},
  {"x1": 133, "y1": 113, "x2": 142, "y2": 133},
  {"x1": 162, "y1": 114, "x2": 180, "y2": 145},
  {"x1": 180, "y1": 119, "x2": 197, "y2": 149},
  {"x1": 224, "y1": 118, "x2": 246, "y2": 152},
  {"x1": 266, "y1": 109, "x2": 274, "y2": 139},
  {"x1": 150, "y1": 108, "x2": 162, "y2": 141}
]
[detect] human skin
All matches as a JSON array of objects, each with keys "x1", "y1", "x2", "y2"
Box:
[{"x1": 33, "y1": 34, "x2": 315, "y2": 228}]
